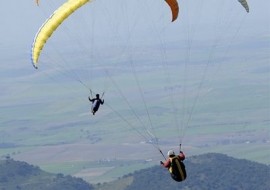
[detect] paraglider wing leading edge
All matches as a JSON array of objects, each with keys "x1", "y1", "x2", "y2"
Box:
[{"x1": 31, "y1": 0, "x2": 91, "y2": 69}]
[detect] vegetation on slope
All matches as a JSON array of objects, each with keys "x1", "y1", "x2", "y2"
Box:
[
  {"x1": 98, "y1": 153, "x2": 270, "y2": 190},
  {"x1": 0, "y1": 158, "x2": 93, "y2": 190},
  {"x1": 1, "y1": 153, "x2": 269, "y2": 190}
]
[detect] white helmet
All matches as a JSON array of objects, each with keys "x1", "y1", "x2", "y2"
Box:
[{"x1": 167, "y1": 150, "x2": 175, "y2": 156}]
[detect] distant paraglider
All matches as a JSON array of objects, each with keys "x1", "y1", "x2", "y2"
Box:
[
  {"x1": 88, "y1": 94, "x2": 104, "y2": 115},
  {"x1": 35, "y1": 0, "x2": 39, "y2": 6}
]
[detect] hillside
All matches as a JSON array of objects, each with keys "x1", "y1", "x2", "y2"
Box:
[
  {"x1": 96, "y1": 153, "x2": 270, "y2": 190},
  {"x1": 0, "y1": 158, "x2": 93, "y2": 190},
  {"x1": 1, "y1": 153, "x2": 269, "y2": 190}
]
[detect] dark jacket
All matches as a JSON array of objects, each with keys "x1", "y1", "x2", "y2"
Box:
[{"x1": 89, "y1": 97, "x2": 104, "y2": 113}]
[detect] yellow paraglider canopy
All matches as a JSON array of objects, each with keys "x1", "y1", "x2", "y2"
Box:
[{"x1": 31, "y1": 0, "x2": 91, "y2": 68}]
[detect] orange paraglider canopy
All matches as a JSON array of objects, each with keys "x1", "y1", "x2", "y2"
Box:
[{"x1": 164, "y1": 0, "x2": 179, "y2": 22}]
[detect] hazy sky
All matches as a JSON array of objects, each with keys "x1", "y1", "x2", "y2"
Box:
[{"x1": 0, "y1": 0, "x2": 269, "y2": 48}]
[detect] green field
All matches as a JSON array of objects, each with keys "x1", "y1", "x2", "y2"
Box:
[{"x1": 0, "y1": 36, "x2": 269, "y2": 183}]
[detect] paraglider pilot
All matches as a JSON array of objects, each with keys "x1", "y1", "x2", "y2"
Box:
[
  {"x1": 160, "y1": 150, "x2": 186, "y2": 182},
  {"x1": 88, "y1": 94, "x2": 104, "y2": 115}
]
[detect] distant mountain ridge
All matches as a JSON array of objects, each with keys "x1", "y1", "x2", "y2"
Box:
[
  {"x1": 1, "y1": 153, "x2": 269, "y2": 190},
  {"x1": 0, "y1": 158, "x2": 93, "y2": 190},
  {"x1": 97, "y1": 153, "x2": 270, "y2": 190}
]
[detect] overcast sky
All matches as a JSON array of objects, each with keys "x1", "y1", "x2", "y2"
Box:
[{"x1": 0, "y1": 0, "x2": 269, "y2": 46}]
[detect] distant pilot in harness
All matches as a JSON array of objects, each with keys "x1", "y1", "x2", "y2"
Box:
[
  {"x1": 88, "y1": 94, "x2": 104, "y2": 115},
  {"x1": 160, "y1": 150, "x2": 186, "y2": 182}
]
